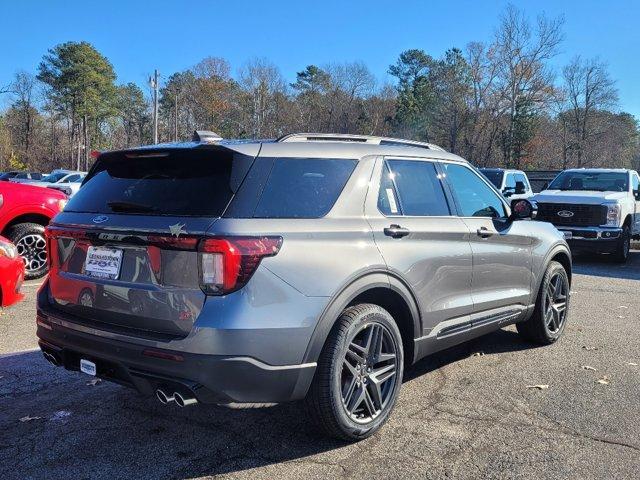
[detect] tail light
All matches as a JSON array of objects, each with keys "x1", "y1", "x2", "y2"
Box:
[{"x1": 198, "y1": 236, "x2": 282, "y2": 295}]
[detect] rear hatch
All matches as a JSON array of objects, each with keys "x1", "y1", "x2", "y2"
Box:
[{"x1": 46, "y1": 145, "x2": 256, "y2": 340}]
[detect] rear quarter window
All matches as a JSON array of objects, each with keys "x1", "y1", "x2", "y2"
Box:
[{"x1": 253, "y1": 158, "x2": 357, "y2": 218}]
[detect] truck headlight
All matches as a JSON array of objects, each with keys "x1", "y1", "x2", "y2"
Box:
[{"x1": 605, "y1": 204, "x2": 621, "y2": 226}]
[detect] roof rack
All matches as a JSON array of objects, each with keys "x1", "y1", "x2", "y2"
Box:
[
  {"x1": 193, "y1": 130, "x2": 223, "y2": 143},
  {"x1": 276, "y1": 133, "x2": 446, "y2": 152}
]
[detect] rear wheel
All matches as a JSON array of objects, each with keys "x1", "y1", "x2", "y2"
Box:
[
  {"x1": 612, "y1": 225, "x2": 631, "y2": 263},
  {"x1": 517, "y1": 261, "x2": 569, "y2": 345},
  {"x1": 306, "y1": 304, "x2": 404, "y2": 441},
  {"x1": 6, "y1": 223, "x2": 48, "y2": 280}
]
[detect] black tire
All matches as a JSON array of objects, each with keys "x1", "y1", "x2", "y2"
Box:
[
  {"x1": 306, "y1": 303, "x2": 404, "y2": 441},
  {"x1": 517, "y1": 261, "x2": 570, "y2": 345},
  {"x1": 6, "y1": 222, "x2": 48, "y2": 280},
  {"x1": 612, "y1": 225, "x2": 631, "y2": 263}
]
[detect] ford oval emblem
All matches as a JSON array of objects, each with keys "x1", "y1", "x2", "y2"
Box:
[
  {"x1": 557, "y1": 210, "x2": 574, "y2": 218},
  {"x1": 92, "y1": 215, "x2": 109, "y2": 224}
]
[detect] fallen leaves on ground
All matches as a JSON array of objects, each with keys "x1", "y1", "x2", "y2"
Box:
[
  {"x1": 597, "y1": 376, "x2": 610, "y2": 385},
  {"x1": 526, "y1": 384, "x2": 549, "y2": 390},
  {"x1": 627, "y1": 362, "x2": 638, "y2": 367},
  {"x1": 471, "y1": 352, "x2": 485, "y2": 357},
  {"x1": 581, "y1": 365, "x2": 597, "y2": 371},
  {"x1": 582, "y1": 346, "x2": 598, "y2": 351},
  {"x1": 19, "y1": 416, "x2": 42, "y2": 422}
]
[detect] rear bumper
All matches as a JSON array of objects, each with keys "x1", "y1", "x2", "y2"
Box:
[{"x1": 36, "y1": 285, "x2": 317, "y2": 404}]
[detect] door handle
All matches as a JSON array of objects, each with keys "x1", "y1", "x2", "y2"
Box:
[
  {"x1": 384, "y1": 224, "x2": 410, "y2": 238},
  {"x1": 476, "y1": 227, "x2": 494, "y2": 238}
]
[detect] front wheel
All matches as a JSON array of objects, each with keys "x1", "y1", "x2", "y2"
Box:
[
  {"x1": 517, "y1": 261, "x2": 570, "y2": 345},
  {"x1": 6, "y1": 222, "x2": 48, "y2": 280},
  {"x1": 306, "y1": 304, "x2": 404, "y2": 441},
  {"x1": 612, "y1": 225, "x2": 631, "y2": 263}
]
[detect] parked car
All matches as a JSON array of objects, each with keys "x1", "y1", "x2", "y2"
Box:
[
  {"x1": 0, "y1": 182, "x2": 66, "y2": 279},
  {"x1": 0, "y1": 235, "x2": 25, "y2": 307},
  {"x1": 26, "y1": 170, "x2": 81, "y2": 186},
  {"x1": 533, "y1": 168, "x2": 640, "y2": 262},
  {"x1": 1, "y1": 171, "x2": 43, "y2": 182},
  {"x1": 46, "y1": 172, "x2": 86, "y2": 197},
  {"x1": 480, "y1": 168, "x2": 534, "y2": 200},
  {"x1": 37, "y1": 132, "x2": 571, "y2": 440}
]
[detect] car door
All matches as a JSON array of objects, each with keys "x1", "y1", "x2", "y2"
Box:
[
  {"x1": 365, "y1": 157, "x2": 473, "y2": 336},
  {"x1": 440, "y1": 162, "x2": 534, "y2": 315},
  {"x1": 632, "y1": 172, "x2": 640, "y2": 235}
]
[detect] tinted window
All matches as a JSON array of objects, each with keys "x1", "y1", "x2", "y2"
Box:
[
  {"x1": 65, "y1": 149, "x2": 238, "y2": 217},
  {"x1": 42, "y1": 172, "x2": 68, "y2": 183},
  {"x1": 548, "y1": 171, "x2": 628, "y2": 192},
  {"x1": 443, "y1": 163, "x2": 507, "y2": 218},
  {"x1": 480, "y1": 170, "x2": 503, "y2": 189},
  {"x1": 253, "y1": 158, "x2": 356, "y2": 218},
  {"x1": 15, "y1": 172, "x2": 28, "y2": 179},
  {"x1": 65, "y1": 174, "x2": 81, "y2": 182},
  {"x1": 379, "y1": 160, "x2": 450, "y2": 216}
]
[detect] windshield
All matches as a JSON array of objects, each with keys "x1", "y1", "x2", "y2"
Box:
[
  {"x1": 548, "y1": 171, "x2": 629, "y2": 192},
  {"x1": 0, "y1": 172, "x2": 19, "y2": 179},
  {"x1": 480, "y1": 170, "x2": 504, "y2": 189},
  {"x1": 42, "y1": 172, "x2": 68, "y2": 183}
]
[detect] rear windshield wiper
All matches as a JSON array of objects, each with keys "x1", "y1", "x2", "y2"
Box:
[{"x1": 107, "y1": 201, "x2": 159, "y2": 213}]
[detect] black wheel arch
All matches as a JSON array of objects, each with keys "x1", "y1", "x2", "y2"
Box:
[
  {"x1": 302, "y1": 269, "x2": 421, "y2": 366},
  {"x1": 534, "y1": 244, "x2": 572, "y2": 301}
]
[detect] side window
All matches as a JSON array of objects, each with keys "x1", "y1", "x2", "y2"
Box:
[
  {"x1": 442, "y1": 163, "x2": 507, "y2": 218},
  {"x1": 66, "y1": 174, "x2": 80, "y2": 182},
  {"x1": 504, "y1": 173, "x2": 516, "y2": 191},
  {"x1": 631, "y1": 174, "x2": 639, "y2": 192},
  {"x1": 514, "y1": 173, "x2": 530, "y2": 191},
  {"x1": 378, "y1": 159, "x2": 450, "y2": 216},
  {"x1": 253, "y1": 158, "x2": 357, "y2": 218},
  {"x1": 15, "y1": 173, "x2": 28, "y2": 179}
]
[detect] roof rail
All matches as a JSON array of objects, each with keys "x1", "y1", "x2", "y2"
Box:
[
  {"x1": 276, "y1": 133, "x2": 446, "y2": 152},
  {"x1": 193, "y1": 130, "x2": 223, "y2": 143}
]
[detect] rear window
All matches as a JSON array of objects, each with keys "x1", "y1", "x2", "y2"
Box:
[
  {"x1": 253, "y1": 158, "x2": 357, "y2": 218},
  {"x1": 65, "y1": 149, "x2": 243, "y2": 217}
]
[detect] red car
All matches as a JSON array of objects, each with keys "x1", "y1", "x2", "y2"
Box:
[
  {"x1": 0, "y1": 235, "x2": 25, "y2": 306},
  {"x1": 0, "y1": 182, "x2": 66, "y2": 279}
]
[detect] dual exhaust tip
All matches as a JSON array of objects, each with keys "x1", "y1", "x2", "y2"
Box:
[
  {"x1": 43, "y1": 351, "x2": 61, "y2": 367},
  {"x1": 156, "y1": 388, "x2": 197, "y2": 407}
]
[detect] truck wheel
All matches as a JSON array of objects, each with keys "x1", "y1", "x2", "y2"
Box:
[
  {"x1": 612, "y1": 225, "x2": 630, "y2": 263},
  {"x1": 517, "y1": 261, "x2": 569, "y2": 345},
  {"x1": 6, "y1": 223, "x2": 48, "y2": 280},
  {"x1": 306, "y1": 304, "x2": 404, "y2": 441}
]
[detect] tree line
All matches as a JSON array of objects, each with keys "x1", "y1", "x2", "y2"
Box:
[{"x1": 1, "y1": 5, "x2": 638, "y2": 173}]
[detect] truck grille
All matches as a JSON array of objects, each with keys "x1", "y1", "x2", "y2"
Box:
[{"x1": 536, "y1": 203, "x2": 607, "y2": 227}]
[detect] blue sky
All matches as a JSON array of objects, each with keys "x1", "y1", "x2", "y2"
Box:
[{"x1": 2, "y1": 0, "x2": 639, "y2": 117}]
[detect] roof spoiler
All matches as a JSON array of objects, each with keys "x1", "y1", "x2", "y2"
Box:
[{"x1": 193, "y1": 130, "x2": 223, "y2": 143}]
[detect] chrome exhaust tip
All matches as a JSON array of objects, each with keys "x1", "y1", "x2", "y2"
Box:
[
  {"x1": 156, "y1": 389, "x2": 175, "y2": 405},
  {"x1": 43, "y1": 351, "x2": 60, "y2": 367},
  {"x1": 174, "y1": 391, "x2": 198, "y2": 407}
]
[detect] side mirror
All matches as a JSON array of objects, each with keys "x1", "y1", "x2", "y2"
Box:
[
  {"x1": 510, "y1": 199, "x2": 535, "y2": 220},
  {"x1": 502, "y1": 187, "x2": 514, "y2": 197},
  {"x1": 515, "y1": 181, "x2": 526, "y2": 195}
]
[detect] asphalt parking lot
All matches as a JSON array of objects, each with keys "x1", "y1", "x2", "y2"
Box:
[{"x1": 1, "y1": 252, "x2": 639, "y2": 480}]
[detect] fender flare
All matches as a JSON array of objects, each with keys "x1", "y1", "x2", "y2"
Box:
[
  {"x1": 533, "y1": 243, "x2": 572, "y2": 301},
  {"x1": 302, "y1": 269, "x2": 421, "y2": 364}
]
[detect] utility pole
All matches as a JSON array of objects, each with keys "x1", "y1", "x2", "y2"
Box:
[{"x1": 149, "y1": 70, "x2": 159, "y2": 144}]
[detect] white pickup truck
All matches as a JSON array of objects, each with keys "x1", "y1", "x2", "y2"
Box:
[{"x1": 533, "y1": 168, "x2": 640, "y2": 262}]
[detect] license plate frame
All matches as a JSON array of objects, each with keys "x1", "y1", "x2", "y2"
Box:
[{"x1": 85, "y1": 246, "x2": 123, "y2": 280}]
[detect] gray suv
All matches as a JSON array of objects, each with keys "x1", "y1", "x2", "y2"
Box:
[{"x1": 37, "y1": 132, "x2": 572, "y2": 440}]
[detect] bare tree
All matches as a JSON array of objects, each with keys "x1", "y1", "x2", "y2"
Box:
[
  {"x1": 493, "y1": 4, "x2": 564, "y2": 167},
  {"x1": 562, "y1": 56, "x2": 618, "y2": 167},
  {"x1": 10, "y1": 71, "x2": 37, "y2": 156}
]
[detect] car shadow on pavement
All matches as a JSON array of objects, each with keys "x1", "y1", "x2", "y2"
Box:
[
  {"x1": 572, "y1": 250, "x2": 640, "y2": 281},
  {"x1": 0, "y1": 328, "x2": 536, "y2": 479}
]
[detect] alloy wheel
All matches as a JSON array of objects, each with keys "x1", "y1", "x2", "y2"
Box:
[
  {"x1": 341, "y1": 322, "x2": 399, "y2": 424},
  {"x1": 544, "y1": 272, "x2": 568, "y2": 334},
  {"x1": 15, "y1": 233, "x2": 47, "y2": 274}
]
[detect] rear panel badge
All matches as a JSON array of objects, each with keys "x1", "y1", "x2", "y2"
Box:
[{"x1": 92, "y1": 215, "x2": 109, "y2": 224}]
